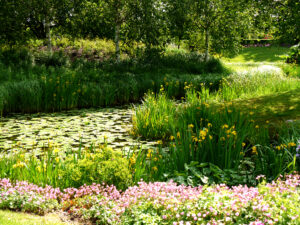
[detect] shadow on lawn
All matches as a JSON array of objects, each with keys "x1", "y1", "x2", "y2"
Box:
[{"x1": 233, "y1": 88, "x2": 300, "y2": 122}]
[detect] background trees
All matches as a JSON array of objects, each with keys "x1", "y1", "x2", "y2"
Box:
[
  {"x1": 272, "y1": 0, "x2": 300, "y2": 44},
  {"x1": 0, "y1": 0, "x2": 298, "y2": 56}
]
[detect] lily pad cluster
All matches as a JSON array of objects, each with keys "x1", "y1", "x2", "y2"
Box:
[{"x1": 0, "y1": 107, "x2": 158, "y2": 153}]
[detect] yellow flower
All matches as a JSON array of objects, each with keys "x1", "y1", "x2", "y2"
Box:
[
  {"x1": 152, "y1": 166, "x2": 158, "y2": 172},
  {"x1": 209, "y1": 135, "x2": 213, "y2": 140},
  {"x1": 188, "y1": 124, "x2": 194, "y2": 129},
  {"x1": 266, "y1": 120, "x2": 270, "y2": 124},
  {"x1": 249, "y1": 112, "x2": 254, "y2": 115},
  {"x1": 177, "y1": 132, "x2": 180, "y2": 138},
  {"x1": 220, "y1": 137, "x2": 225, "y2": 141},
  {"x1": 255, "y1": 125, "x2": 259, "y2": 129},
  {"x1": 170, "y1": 136, "x2": 175, "y2": 141},
  {"x1": 232, "y1": 131, "x2": 237, "y2": 136},
  {"x1": 288, "y1": 142, "x2": 296, "y2": 147},
  {"x1": 130, "y1": 156, "x2": 136, "y2": 165},
  {"x1": 200, "y1": 130, "x2": 207, "y2": 137},
  {"x1": 147, "y1": 149, "x2": 153, "y2": 158},
  {"x1": 53, "y1": 148, "x2": 60, "y2": 153},
  {"x1": 55, "y1": 157, "x2": 60, "y2": 163},
  {"x1": 157, "y1": 140, "x2": 163, "y2": 145},
  {"x1": 222, "y1": 124, "x2": 229, "y2": 129},
  {"x1": 252, "y1": 146, "x2": 258, "y2": 155},
  {"x1": 208, "y1": 123, "x2": 212, "y2": 128},
  {"x1": 192, "y1": 136, "x2": 198, "y2": 142},
  {"x1": 228, "y1": 109, "x2": 232, "y2": 113},
  {"x1": 276, "y1": 146, "x2": 281, "y2": 150},
  {"x1": 242, "y1": 142, "x2": 246, "y2": 147}
]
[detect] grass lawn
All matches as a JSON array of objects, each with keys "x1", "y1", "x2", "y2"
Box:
[
  {"x1": 231, "y1": 89, "x2": 300, "y2": 123},
  {"x1": 223, "y1": 46, "x2": 290, "y2": 63},
  {"x1": 0, "y1": 210, "x2": 79, "y2": 225},
  {"x1": 220, "y1": 46, "x2": 300, "y2": 123}
]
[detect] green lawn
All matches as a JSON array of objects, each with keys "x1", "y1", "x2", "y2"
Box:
[
  {"x1": 220, "y1": 46, "x2": 300, "y2": 123},
  {"x1": 223, "y1": 46, "x2": 289, "y2": 63},
  {"x1": 232, "y1": 89, "x2": 300, "y2": 123},
  {"x1": 0, "y1": 210, "x2": 78, "y2": 225}
]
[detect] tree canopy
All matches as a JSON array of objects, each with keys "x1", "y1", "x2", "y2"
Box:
[{"x1": 0, "y1": 0, "x2": 298, "y2": 57}]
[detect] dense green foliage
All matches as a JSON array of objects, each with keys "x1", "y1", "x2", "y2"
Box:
[
  {"x1": 0, "y1": 48, "x2": 226, "y2": 115},
  {"x1": 0, "y1": 144, "x2": 132, "y2": 190},
  {"x1": 0, "y1": 0, "x2": 299, "y2": 221},
  {"x1": 1, "y1": 0, "x2": 298, "y2": 57},
  {"x1": 286, "y1": 43, "x2": 300, "y2": 64},
  {"x1": 131, "y1": 89, "x2": 299, "y2": 185}
]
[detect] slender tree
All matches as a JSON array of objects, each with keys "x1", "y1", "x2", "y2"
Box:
[{"x1": 189, "y1": 0, "x2": 253, "y2": 59}]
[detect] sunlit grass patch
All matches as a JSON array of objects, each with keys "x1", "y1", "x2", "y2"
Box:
[
  {"x1": 223, "y1": 46, "x2": 289, "y2": 63},
  {"x1": 0, "y1": 210, "x2": 75, "y2": 225},
  {"x1": 229, "y1": 89, "x2": 300, "y2": 123}
]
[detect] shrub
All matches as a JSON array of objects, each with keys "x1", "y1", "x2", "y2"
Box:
[
  {"x1": 0, "y1": 144, "x2": 132, "y2": 190},
  {"x1": 286, "y1": 43, "x2": 300, "y2": 64},
  {"x1": 33, "y1": 50, "x2": 70, "y2": 67},
  {"x1": 59, "y1": 147, "x2": 132, "y2": 190},
  {"x1": 0, "y1": 48, "x2": 33, "y2": 68}
]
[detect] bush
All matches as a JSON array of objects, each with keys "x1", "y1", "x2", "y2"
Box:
[
  {"x1": 0, "y1": 144, "x2": 132, "y2": 191},
  {"x1": 286, "y1": 43, "x2": 300, "y2": 64},
  {"x1": 59, "y1": 147, "x2": 132, "y2": 190},
  {"x1": 0, "y1": 48, "x2": 33, "y2": 68},
  {"x1": 33, "y1": 50, "x2": 69, "y2": 67}
]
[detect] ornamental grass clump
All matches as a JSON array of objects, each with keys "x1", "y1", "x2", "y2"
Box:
[{"x1": 131, "y1": 88, "x2": 299, "y2": 185}]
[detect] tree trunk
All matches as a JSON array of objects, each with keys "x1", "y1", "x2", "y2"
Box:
[
  {"x1": 45, "y1": 14, "x2": 52, "y2": 52},
  {"x1": 205, "y1": 28, "x2": 209, "y2": 62},
  {"x1": 115, "y1": 23, "x2": 120, "y2": 62}
]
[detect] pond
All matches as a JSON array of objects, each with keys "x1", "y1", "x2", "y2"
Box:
[{"x1": 0, "y1": 107, "x2": 158, "y2": 154}]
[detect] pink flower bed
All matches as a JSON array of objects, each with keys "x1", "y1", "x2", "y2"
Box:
[{"x1": 1, "y1": 175, "x2": 300, "y2": 224}]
